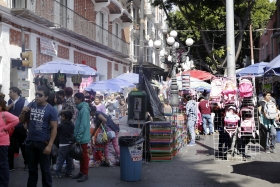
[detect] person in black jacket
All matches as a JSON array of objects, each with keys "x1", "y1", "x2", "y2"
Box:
[{"x1": 53, "y1": 110, "x2": 75, "y2": 178}]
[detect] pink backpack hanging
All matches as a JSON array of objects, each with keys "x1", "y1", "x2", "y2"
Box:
[{"x1": 239, "y1": 79, "x2": 253, "y2": 98}]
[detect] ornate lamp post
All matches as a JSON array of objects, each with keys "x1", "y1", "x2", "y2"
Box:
[{"x1": 151, "y1": 30, "x2": 194, "y2": 108}]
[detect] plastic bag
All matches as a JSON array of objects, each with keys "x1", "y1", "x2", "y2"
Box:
[
  {"x1": 69, "y1": 143, "x2": 82, "y2": 160},
  {"x1": 51, "y1": 144, "x2": 58, "y2": 157},
  {"x1": 118, "y1": 125, "x2": 142, "y2": 137},
  {"x1": 107, "y1": 131, "x2": 116, "y2": 139}
]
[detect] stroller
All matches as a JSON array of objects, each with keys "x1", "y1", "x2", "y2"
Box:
[
  {"x1": 209, "y1": 77, "x2": 223, "y2": 107},
  {"x1": 224, "y1": 106, "x2": 240, "y2": 138},
  {"x1": 238, "y1": 77, "x2": 256, "y2": 106},
  {"x1": 238, "y1": 106, "x2": 256, "y2": 138},
  {"x1": 222, "y1": 77, "x2": 238, "y2": 108}
]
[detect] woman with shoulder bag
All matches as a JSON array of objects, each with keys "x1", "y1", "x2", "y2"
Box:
[
  {"x1": 258, "y1": 92, "x2": 277, "y2": 154},
  {"x1": 90, "y1": 106, "x2": 120, "y2": 166},
  {"x1": 0, "y1": 96, "x2": 19, "y2": 187}
]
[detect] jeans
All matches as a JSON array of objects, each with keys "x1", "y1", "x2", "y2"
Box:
[
  {"x1": 79, "y1": 144, "x2": 89, "y2": 175},
  {"x1": 187, "y1": 120, "x2": 196, "y2": 143},
  {"x1": 266, "y1": 125, "x2": 276, "y2": 148},
  {"x1": 0, "y1": 146, "x2": 9, "y2": 187},
  {"x1": 55, "y1": 145, "x2": 73, "y2": 176},
  {"x1": 202, "y1": 114, "x2": 213, "y2": 134},
  {"x1": 25, "y1": 141, "x2": 52, "y2": 187},
  {"x1": 8, "y1": 126, "x2": 27, "y2": 169}
]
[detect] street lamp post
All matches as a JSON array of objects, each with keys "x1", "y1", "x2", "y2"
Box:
[{"x1": 152, "y1": 30, "x2": 194, "y2": 108}]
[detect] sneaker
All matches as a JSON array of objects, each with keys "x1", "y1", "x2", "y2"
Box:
[
  {"x1": 187, "y1": 142, "x2": 196, "y2": 146},
  {"x1": 270, "y1": 146, "x2": 277, "y2": 154},
  {"x1": 265, "y1": 148, "x2": 271, "y2": 154},
  {"x1": 52, "y1": 174, "x2": 62, "y2": 179},
  {"x1": 77, "y1": 174, "x2": 88, "y2": 182},
  {"x1": 71, "y1": 172, "x2": 83, "y2": 179},
  {"x1": 9, "y1": 169, "x2": 14, "y2": 171}
]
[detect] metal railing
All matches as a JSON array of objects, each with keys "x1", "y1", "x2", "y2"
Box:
[{"x1": 12, "y1": 0, "x2": 130, "y2": 56}]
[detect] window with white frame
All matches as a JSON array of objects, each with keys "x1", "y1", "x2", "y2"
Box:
[
  {"x1": 60, "y1": 0, "x2": 67, "y2": 27},
  {"x1": 12, "y1": 0, "x2": 25, "y2": 8},
  {"x1": 100, "y1": 12, "x2": 104, "y2": 28}
]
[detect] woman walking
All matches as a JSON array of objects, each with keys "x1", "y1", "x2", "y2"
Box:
[{"x1": 0, "y1": 95, "x2": 19, "y2": 187}]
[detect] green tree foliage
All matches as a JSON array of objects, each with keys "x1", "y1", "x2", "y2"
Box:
[{"x1": 152, "y1": 0, "x2": 275, "y2": 73}]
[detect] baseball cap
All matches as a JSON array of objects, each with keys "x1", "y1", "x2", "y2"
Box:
[{"x1": 228, "y1": 106, "x2": 236, "y2": 111}]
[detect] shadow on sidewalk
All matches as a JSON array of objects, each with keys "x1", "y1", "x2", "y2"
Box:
[{"x1": 231, "y1": 161, "x2": 280, "y2": 184}]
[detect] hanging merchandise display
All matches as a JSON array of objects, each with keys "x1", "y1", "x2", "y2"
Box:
[
  {"x1": 72, "y1": 74, "x2": 82, "y2": 86},
  {"x1": 33, "y1": 75, "x2": 54, "y2": 91},
  {"x1": 53, "y1": 73, "x2": 67, "y2": 87}
]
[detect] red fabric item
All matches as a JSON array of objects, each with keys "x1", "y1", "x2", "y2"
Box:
[
  {"x1": 198, "y1": 100, "x2": 211, "y2": 114},
  {"x1": 182, "y1": 70, "x2": 214, "y2": 80},
  {"x1": 80, "y1": 143, "x2": 89, "y2": 175}
]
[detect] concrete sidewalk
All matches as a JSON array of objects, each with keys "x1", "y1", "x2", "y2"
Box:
[{"x1": 9, "y1": 134, "x2": 280, "y2": 187}]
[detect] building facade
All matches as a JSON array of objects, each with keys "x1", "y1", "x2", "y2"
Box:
[{"x1": 0, "y1": 0, "x2": 166, "y2": 101}]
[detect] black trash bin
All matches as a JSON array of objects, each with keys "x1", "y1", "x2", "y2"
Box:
[{"x1": 119, "y1": 136, "x2": 144, "y2": 182}]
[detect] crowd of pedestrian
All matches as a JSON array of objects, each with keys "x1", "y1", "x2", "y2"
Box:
[{"x1": 0, "y1": 86, "x2": 128, "y2": 187}]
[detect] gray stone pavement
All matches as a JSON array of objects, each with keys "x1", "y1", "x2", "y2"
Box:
[{"x1": 9, "y1": 134, "x2": 280, "y2": 187}]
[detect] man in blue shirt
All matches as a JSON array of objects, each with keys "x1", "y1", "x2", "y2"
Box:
[{"x1": 19, "y1": 86, "x2": 58, "y2": 187}]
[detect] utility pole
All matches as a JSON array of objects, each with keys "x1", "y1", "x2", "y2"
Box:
[
  {"x1": 249, "y1": 18, "x2": 254, "y2": 65},
  {"x1": 138, "y1": 0, "x2": 144, "y2": 90},
  {"x1": 226, "y1": 0, "x2": 236, "y2": 77}
]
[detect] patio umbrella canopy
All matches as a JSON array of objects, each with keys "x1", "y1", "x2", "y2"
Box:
[
  {"x1": 33, "y1": 59, "x2": 86, "y2": 75},
  {"x1": 115, "y1": 73, "x2": 139, "y2": 84},
  {"x1": 85, "y1": 81, "x2": 123, "y2": 93},
  {"x1": 75, "y1": 63, "x2": 98, "y2": 76},
  {"x1": 237, "y1": 62, "x2": 268, "y2": 77},
  {"x1": 264, "y1": 54, "x2": 280, "y2": 76},
  {"x1": 107, "y1": 78, "x2": 135, "y2": 88},
  {"x1": 182, "y1": 70, "x2": 214, "y2": 80}
]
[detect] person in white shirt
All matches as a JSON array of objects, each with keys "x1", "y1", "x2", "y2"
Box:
[{"x1": 6, "y1": 87, "x2": 29, "y2": 170}]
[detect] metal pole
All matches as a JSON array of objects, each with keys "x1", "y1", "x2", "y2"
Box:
[
  {"x1": 226, "y1": 0, "x2": 236, "y2": 77},
  {"x1": 21, "y1": 27, "x2": 25, "y2": 52},
  {"x1": 249, "y1": 22, "x2": 254, "y2": 65},
  {"x1": 138, "y1": 0, "x2": 144, "y2": 90}
]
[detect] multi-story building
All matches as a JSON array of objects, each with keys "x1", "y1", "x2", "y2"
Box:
[
  {"x1": 259, "y1": 10, "x2": 277, "y2": 62},
  {"x1": 128, "y1": 0, "x2": 166, "y2": 80},
  {"x1": 0, "y1": 0, "x2": 166, "y2": 101}
]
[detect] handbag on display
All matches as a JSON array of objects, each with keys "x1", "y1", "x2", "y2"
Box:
[{"x1": 1, "y1": 112, "x2": 15, "y2": 136}]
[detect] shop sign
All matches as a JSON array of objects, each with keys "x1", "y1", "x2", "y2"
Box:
[
  {"x1": 18, "y1": 80, "x2": 30, "y2": 90},
  {"x1": 21, "y1": 89, "x2": 29, "y2": 98},
  {"x1": 40, "y1": 37, "x2": 57, "y2": 57},
  {"x1": 18, "y1": 71, "x2": 28, "y2": 80},
  {"x1": 128, "y1": 143, "x2": 143, "y2": 161}
]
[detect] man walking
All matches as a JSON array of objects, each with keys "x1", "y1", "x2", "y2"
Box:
[
  {"x1": 71, "y1": 93, "x2": 90, "y2": 182},
  {"x1": 198, "y1": 97, "x2": 214, "y2": 135},
  {"x1": 19, "y1": 86, "x2": 58, "y2": 187},
  {"x1": 185, "y1": 95, "x2": 197, "y2": 146},
  {"x1": 6, "y1": 87, "x2": 29, "y2": 170}
]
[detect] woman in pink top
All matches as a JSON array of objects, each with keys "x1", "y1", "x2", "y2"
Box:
[{"x1": 0, "y1": 97, "x2": 19, "y2": 187}]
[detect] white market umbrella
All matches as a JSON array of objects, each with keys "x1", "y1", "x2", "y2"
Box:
[
  {"x1": 107, "y1": 78, "x2": 135, "y2": 88},
  {"x1": 34, "y1": 59, "x2": 85, "y2": 75},
  {"x1": 85, "y1": 81, "x2": 123, "y2": 93},
  {"x1": 115, "y1": 73, "x2": 139, "y2": 84},
  {"x1": 75, "y1": 63, "x2": 98, "y2": 76}
]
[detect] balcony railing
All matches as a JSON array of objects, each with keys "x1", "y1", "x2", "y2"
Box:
[{"x1": 10, "y1": 0, "x2": 130, "y2": 58}]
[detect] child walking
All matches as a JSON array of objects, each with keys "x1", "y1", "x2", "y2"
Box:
[{"x1": 53, "y1": 110, "x2": 75, "y2": 178}]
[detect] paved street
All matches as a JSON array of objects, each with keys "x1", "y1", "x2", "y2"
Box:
[{"x1": 9, "y1": 135, "x2": 280, "y2": 187}]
